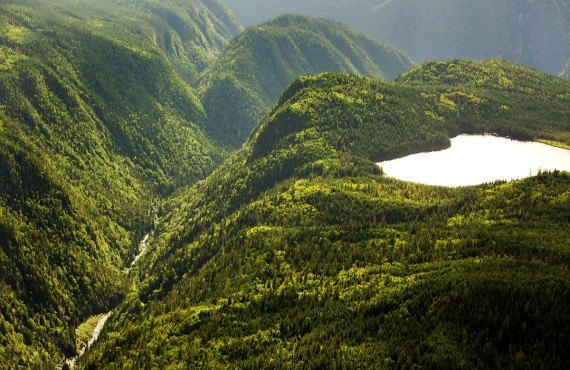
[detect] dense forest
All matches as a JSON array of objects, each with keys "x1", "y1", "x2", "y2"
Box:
[
  {"x1": 222, "y1": 0, "x2": 570, "y2": 75},
  {"x1": 80, "y1": 61, "x2": 570, "y2": 368},
  {"x1": 0, "y1": 0, "x2": 569, "y2": 368},
  {"x1": 0, "y1": 0, "x2": 409, "y2": 365},
  {"x1": 0, "y1": 0, "x2": 239, "y2": 366},
  {"x1": 199, "y1": 14, "x2": 412, "y2": 147}
]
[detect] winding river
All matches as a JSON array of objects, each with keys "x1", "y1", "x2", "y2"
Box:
[{"x1": 60, "y1": 233, "x2": 150, "y2": 368}]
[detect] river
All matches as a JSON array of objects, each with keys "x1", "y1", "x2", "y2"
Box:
[{"x1": 59, "y1": 232, "x2": 151, "y2": 368}]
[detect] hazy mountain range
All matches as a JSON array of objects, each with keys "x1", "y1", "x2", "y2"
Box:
[{"x1": 223, "y1": 0, "x2": 570, "y2": 75}]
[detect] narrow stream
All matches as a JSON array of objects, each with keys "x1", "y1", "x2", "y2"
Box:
[
  {"x1": 60, "y1": 313, "x2": 111, "y2": 369},
  {"x1": 59, "y1": 232, "x2": 151, "y2": 368},
  {"x1": 128, "y1": 233, "x2": 150, "y2": 270}
]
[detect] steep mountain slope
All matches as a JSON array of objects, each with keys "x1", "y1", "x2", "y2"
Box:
[
  {"x1": 9, "y1": 0, "x2": 242, "y2": 85},
  {"x1": 0, "y1": 0, "x2": 240, "y2": 366},
  {"x1": 199, "y1": 15, "x2": 412, "y2": 147},
  {"x1": 81, "y1": 61, "x2": 570, "y2": 368},
  {"x1": 222, "y1": 0, "x2": 570, "y2": 75}
]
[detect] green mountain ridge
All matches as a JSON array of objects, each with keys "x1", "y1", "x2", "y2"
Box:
[
  {"x1": 79, "y1": 60, "x2": 570, "y2": 368},
  {"x1": 5, "y1": 0, "x2": 242, "y2": 85},
  {"x1": 0, "y1": 2, "x2": 415, "y2": 366},
  {"x1": 0, "y1": 0, "x2": 240, "y2": 366},
  {"x1": 199, "y1": 14, "x2": 413, "y2": 147},
  {"x1": 222, "y1": 0, "x2": 570, "y2": 75}
]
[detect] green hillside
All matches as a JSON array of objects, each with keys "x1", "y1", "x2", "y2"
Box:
[
  {"x1": 80, "y1": 61, "x2": 570, "y2": 368},
  {"x1": 0, "y1": 0, "x2": 240, "y2": 366},
  {"x1": 222, "y1": 0, "x2": 570, "y2": 75},
  {"x1": 5, "y1": 0, "x2": 241, "y2": 85},
  {"x1": 199, "y1": 15, "x2": 413, "y2": 147}
]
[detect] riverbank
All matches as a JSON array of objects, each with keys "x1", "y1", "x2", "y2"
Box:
[{"x1": 59, "y1": 231, "x2": 152, "y2": 368}]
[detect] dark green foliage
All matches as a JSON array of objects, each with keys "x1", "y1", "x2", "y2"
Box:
[
  {"x1": 252, "y1": 62, "x2": 570, "y2": 160},
  {"x1": 0, "y1": 0, "x2": 568, "y2": 366},
  {"x1": 0, "y1": 0, "x2": 240, "y2": 366},
  {"x1": 80, "y1": 61, "x2": 570, "y2": 368},
  {"x1": 222, "y1": 0, "x2": 570, "y2": 75},
  {"x1": 199, "y1": 15, "x2": 413, "y2": 147},
  {"x1": 0, "y1": 130, "x2": 129, "y2": 366}
]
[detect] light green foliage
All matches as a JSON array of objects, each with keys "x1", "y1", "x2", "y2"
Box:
[
  {"x1": 398, "y1": 60, "x2": 551, "y2": 91},
  {"x1": 0, "y1": 0, "x2": 568, "y2": 367},
  {"x1": 81, "y1": 61, "x2": 570, "y2": 369},
  {"x1": 75, "y1": 314, "x2": 105, "y2": 351}
]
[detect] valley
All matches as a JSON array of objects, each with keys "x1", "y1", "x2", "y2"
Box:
[
  {"x1": 61, "y1": 231, "x2": 152, "y2": 368},
  {"x1": 0, "y1": 0, "x2": 568, "y2": 369},
  {"x1": 81, "y1": 63, "x2": 570, "y2": 368},
  {"x1": 61, "y1": 312, "x2": 110, "y2": 369}
]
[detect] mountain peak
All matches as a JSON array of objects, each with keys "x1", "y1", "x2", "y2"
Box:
[{"x1": 200, "y1": 16, "x2": 412, "y2": 147}]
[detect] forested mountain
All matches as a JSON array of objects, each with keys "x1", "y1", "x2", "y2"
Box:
[
  {"x1": 222, "y1": 0, "x2": 570, "y2": 75},
  {"x1": 0, "y1": 3, "x2": 419, "y2": 364},
  {"x1": 6, "y1": 0, "x2": 242, "y2": 85},
  {"x1": 80, "y1": 61, "x2": 570, "y2": 368},
  {"x1": 199, "y1": 15, "x2": 412, "y2": 147},
  {"x1": 0, "y1": 0, "x2": 240, "y2": 366},
  {"x1": 1, "y1": 0, "x2": 569, "y2": 368}
]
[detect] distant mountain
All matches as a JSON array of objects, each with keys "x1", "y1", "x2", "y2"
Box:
[
  {"x1": 126, "y1": 0, "x2": 242, "y2": 84},
  {"x1": 81, "y1": 60, "x2": 570, "y2": 369},
  {"x1": 222, "y1": 0, "x2": 351, "y2": 26},
  {"x1": 0, "y1": 0, "x2": 239, "y2": 366},
  {"x1": 199, "y1": 14, "x2": 413, "y2": 147},
  {"x1": 222, "y1": 0, "x2": 570, "y2": 75}
]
